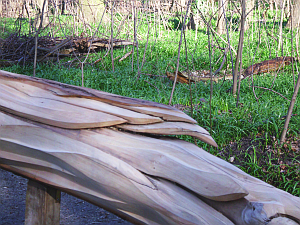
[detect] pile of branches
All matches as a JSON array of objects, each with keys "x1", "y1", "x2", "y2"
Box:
[
  {"x1": 0, "y1": 33, "x2": 133, "y2": 66},
  {"x1": 0, "y1": 34, "x2": 49, "y2": 65}
]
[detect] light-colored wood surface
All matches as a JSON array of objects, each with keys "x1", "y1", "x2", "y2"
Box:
[
  {"x1": 268, "y1": 217, "x2": 299, "y2": 225},
  {"x1": 0, "y1": 70, "x2": 299, "y2": 225},
  {"x1": 25, "y1": 180, "x2": 61, "y2": 225},
  {"x1": 116, "y1": 121, "x2": 217, "y2": 147}
]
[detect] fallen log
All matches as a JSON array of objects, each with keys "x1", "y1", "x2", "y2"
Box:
[
  {"x1": 168, "y1": 57, "x2": 295, "y2": 85},
  {"x1": 166, "y1": 70, "x2": 234, "y2": 84},
  {"x1": 0, "y1": 70, "x2": 299, "y2": 225},
  {"x1": 243, "y1": 56, "x2": 295, "y2": 77}
]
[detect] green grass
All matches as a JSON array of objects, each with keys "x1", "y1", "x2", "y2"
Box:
[{"x1": 1, "y1": 9, "x2": 300, "y2": 196}]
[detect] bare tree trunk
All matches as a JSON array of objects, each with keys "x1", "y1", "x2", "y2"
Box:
[
  {"x1": 0, "y1": 0, "x2": 2, "y2": 17},
  {"x1": 110, "y1": 0, "x2": 114, "y2": 72},
  {"x1": 169, "y1": 0, "x2": 175, "y2": 12},
  {"x1": 79, "y1": 0, "x2": 107, "y2": 24},
  {"x1": 245, "y1": 0, "x2": 255, "y2": 30},
  {"x1": 32, "y1": 0, "x2": 49, "y2": 26},
  {"x1": 275, "y1": 0, "x2": 279, "y2": 10},
  {"x1": 178, "y1": 0, "x2": 186, "y2": 11},
  {"x1": 53, "y1": 0, "x2": 58, "y2": 20},
  {"x1": 187, "y1": 0, "x2": 196, "y2": 30},
  {"x1": 296, "y1": 28, "x2": 300, "y2": 60},
  {"x1": 169, "y1": 0, "x2": 191, "y2": 105},
  {"x1": 278, "y1": 0, "x2": 286, "y2": 56},
  {"x1": 217, "y1": 0, "x2": 227, "y2": 34},
  {"x1": 286, "y1": 0, "x2": 300, "y2": 28},
  {"x1": 33, "y1": 0, "x2": 47, "y2": 77},
  {"x1": 233, "y1": 0, "x2": 246, "y2": 96},
  {"x1": 270, "y1": 0, "x2": 274, "y2": 10},
  {"x1": 280, "y1": 72, "x2": 300, "y2": 143},
  {"x1": 194, "y1": 0, "x2": 203, "y2": 39},
  {"x1": 210, "y1": 0, "x2": 215, "y2": 14}
]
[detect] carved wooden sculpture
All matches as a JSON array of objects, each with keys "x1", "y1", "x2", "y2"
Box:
[{"x1": 0, "y1": 70, "x2": 299, "y2": 225}]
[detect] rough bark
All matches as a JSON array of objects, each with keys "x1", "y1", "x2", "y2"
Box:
[
  {"x1": 280, "y1": 71, "x2": 300, "y2": 143},
  {"x1": 270, "y1": 0, "x2": 274, "y2": 10},
  {"x1": 245, "y1": 0, "x2": 255, "y2": 30},
  {"x1": 243, "y1": 56, "x2": 294, "y2": 77},
  {"x1": 79, "y1": 0, "x2": 108, "y2": 24},
  {"x1": 233, "y1": 0, "x2": 246, "y2": 95},
  {"x1": 0, "y1": 0, "x2": 2, "y2": 17},
  {"x1": 287, "y1": 0, "x2": 300, "y2": 28},
  {"x1": 217, "y1": 0, "x2": 227, "y2": 34}
]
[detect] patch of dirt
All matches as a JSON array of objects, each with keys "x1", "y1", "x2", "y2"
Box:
[
  {"x1": 0, "y1": 168, "x2": 132, "y2": 225},
  {"x1": 220, "y1": 135, "x2": 300, "y2": 188}
]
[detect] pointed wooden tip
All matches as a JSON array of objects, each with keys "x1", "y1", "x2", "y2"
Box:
[{"x1": 117, "y1": 122, "x2": 218, "y2": 147}]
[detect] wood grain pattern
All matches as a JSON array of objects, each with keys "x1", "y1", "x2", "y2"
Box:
[
  {"x1": 25, "y1": 180, "x2": 61, "y2": 225},
  {"x1": 0, "y1": 70, "x2": 299, "y2": 225},
  {"x1": 116, "y1": 121, "x2": 217, "y2": 147},
  {"x1": 243, "y1": 56, "x2": 294, "y2": 77}
]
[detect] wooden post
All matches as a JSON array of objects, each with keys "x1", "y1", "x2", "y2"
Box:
[{"x1": 25, "y1": 179, "x2": 61, "y2": 225}]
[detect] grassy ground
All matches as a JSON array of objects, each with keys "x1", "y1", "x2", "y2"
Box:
[{"x1": 0, "y1": 10, "x2": 299, "y2": 196}]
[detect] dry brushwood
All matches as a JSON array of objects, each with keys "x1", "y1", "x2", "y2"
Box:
[
  {"x1": 0, "y1": 70, "x2": 299, "y2": 225},
  {"x1": 0, "y1": 34, "x2": 133, "y2": 65}
]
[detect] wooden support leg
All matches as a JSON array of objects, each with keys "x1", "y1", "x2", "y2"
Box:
[{"x1": 25, "y1": 179, "x2": 61, "y2": 225}]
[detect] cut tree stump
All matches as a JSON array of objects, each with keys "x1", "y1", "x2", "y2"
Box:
[{"x1": 25, "y1": 180, "x2": 61, "y2": 225}]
